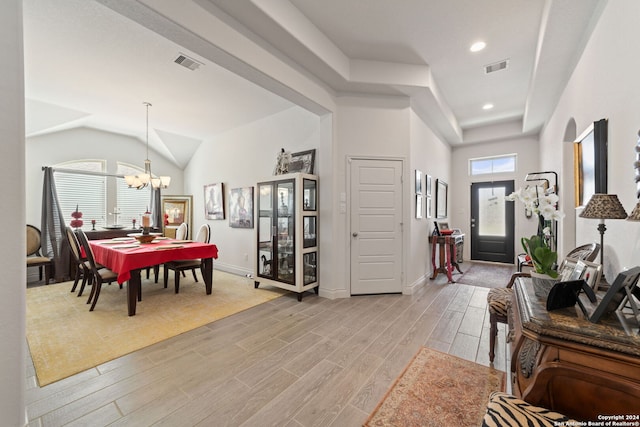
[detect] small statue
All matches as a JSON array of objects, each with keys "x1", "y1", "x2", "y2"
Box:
[{"x1": 274, "y1": 148, "x2": 291, "y2": 175}]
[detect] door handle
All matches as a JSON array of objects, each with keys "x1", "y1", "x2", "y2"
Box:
[{"x1": 352, "y1": 232, "x2": 358, "y2": 237}]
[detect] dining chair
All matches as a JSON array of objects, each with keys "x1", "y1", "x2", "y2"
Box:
[
  {"x1": 486, "y1": 242, "x2": 600, "y2": 362},
  {"x1": 77, "y1": 229, "x2": 118, "y2": 311},
  {"x1": 175, "y1": 222, "x2": 189, "y2": 240},
  {"x1": 26, "y1": 224, "x2": 54, "y2": 284},
  {"x1": 163, "y1": 223, "x2": 211, "y2": 294},
  {"x1": 65, "y1": 226, "x2": 92, "y2": 296}
]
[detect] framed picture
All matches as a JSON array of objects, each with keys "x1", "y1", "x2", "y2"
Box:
[
  {"x1": 229, "y1": 187, "x2": 254, "y2": 228},
  {"x1": 426, "y1": 174, "x2": 432, "y2": 196},
  {"x1": 415, "y1": 170, "x2": 422, "y2": 194},
  {"x1": 415, "y1": 194, "x2": 423, "y2": 219},
  {"x1": 590, "y1": 266, "x2": 640, "y2": 323},
  {"x1": 557, "y1": 257, "x2": 601, "y2": 289},
  {"x1": 574, "y1": 119, "x2": 608, "y2": 207},
  {"x1": 204, "y1": 183, "x2": 225, "y2": 220},
  {"x1": 438, "y1": 221, "x2": 449, "y2": 231},
  {"x1": 288, "y1": 149, "x2": 316, "y2": 174},
  {"x1": 161, "y1": 195, "x2": 192, "y2": 239},
  {"x1": 426, "y1": 196, "x2": 432, "y2": 218},
  {"x1": 436, "y1": 179, "x2": 448, "y2": 218}
]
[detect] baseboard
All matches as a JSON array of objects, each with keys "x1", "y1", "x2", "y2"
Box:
[
  {"x1": 403, "y1": 274, "x2": 427, "y2": 295},
  {"x1": 318, "y1": 287, "x2": 349, "y2": 299},
  {"x1": 214, "y1": 262, "x2": 252, "y2": 278}
]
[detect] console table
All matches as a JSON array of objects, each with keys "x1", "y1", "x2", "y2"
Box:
[
  {"x1": 510, "y1": 277, "x2": 640, "y2": 420},
  {"x1": 429, "y1": 234, "x2": 464, "y2": 283}
]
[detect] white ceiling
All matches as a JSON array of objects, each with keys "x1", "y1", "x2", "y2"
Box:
[{"x1": 23, "y1": 0, "x2": 606, "y2": 167}]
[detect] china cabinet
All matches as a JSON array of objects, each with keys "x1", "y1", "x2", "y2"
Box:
[{"x1": 255, "y1": 173, "x2": 318, "y2": 301}]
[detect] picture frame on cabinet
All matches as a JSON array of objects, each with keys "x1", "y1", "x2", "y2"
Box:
[
  {"x1": 589, "y1": 266, "x2": 640, "y2": 324},
  {"x1": 229, "y1": 187, "x2": 254, "y2": 228},
  {"x1": 288, "y1": 149, "x2": 316, "y2": 174},
  {"x1": 204, "y1": 182, "x2": 225, "y2": 220}
]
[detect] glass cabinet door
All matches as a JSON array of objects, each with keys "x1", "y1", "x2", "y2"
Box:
[
  {"x1": 258, "y1": 183, "x2": 274, "y2": 279},
  {"x1": 276, "y1": 180, "x2": 295, "y2": 284}
]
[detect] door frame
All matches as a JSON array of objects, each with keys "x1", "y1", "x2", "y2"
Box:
[{"x1": 347, "y1": 155, "x2": 407, "y2": 296}]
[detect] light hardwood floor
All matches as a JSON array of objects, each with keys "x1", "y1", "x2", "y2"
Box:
[{"x1": 25, "y1": 272, "x2": 510, "y2": 426}]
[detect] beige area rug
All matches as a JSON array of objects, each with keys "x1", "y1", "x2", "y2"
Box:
[
  {"x1": 365, "y1": 347, "x2": 505, "y2": 427},
  {"x1": 457, "y1": 262, "x2": 516, "y2": 289},
  {"x1": 26, "y1": 270, "x2": 286, "y2": 386}
]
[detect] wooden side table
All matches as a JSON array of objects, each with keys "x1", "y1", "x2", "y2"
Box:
[{"x1": 429, "y1": 234, "x2": 464, "y2": 283}]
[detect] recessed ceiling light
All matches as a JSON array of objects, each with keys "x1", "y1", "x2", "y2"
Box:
[
  {"x1": 470, "y1": 41, "x2": 486, "y2": 52},
  {"x1": 482, "y1": 103, "x2": 494, "y2": 110}
]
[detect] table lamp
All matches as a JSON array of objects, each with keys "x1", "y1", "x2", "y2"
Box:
[
  {"x1": 579, "y1": 194, "x2": 628, "y2": 278},
  {"x1": 627, "y1": 200, "x2": 640, "y2": 221}
]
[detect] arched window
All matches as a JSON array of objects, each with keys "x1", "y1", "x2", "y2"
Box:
[
  {"x1": 53, "y1": 160, "x2": 107, "y2": 228},
  {"x1": 116, "y1": 162, "x2": 152, "y2": 226}
]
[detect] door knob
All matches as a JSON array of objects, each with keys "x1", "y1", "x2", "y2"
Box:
[{"x1": 352, "y1": 232, "x2": 358, "y2": 237}]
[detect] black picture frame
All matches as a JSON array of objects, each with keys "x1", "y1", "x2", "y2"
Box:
[
  {"x1": 436, "y1": 179, "x2": 448, "y2": 218},
  {"x1": 574, "y1": 118, "x2": 608, "y2": 207},
  {"x1": 288, "y1": 149, "x2": 316, "y2": 174},
  {"x1": 589, "y1": 266, "x2": 640, "y2": 323}
]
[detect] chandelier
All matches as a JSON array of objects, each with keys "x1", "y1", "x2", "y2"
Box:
[{"x1": 124, "y1": 102, "x2": 171, "y2": 189}]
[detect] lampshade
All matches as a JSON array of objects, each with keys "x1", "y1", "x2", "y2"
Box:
[
  {"x1": 579, "y1": 194, "x2": 628, "y2": 220},
  {"x1": 627, "y1": 201, "x2": 640, "y2": 221}
]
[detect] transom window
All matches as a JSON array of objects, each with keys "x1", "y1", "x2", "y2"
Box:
[{"x1": 469, "y1": 154, "x2": 517, "y2": 176}]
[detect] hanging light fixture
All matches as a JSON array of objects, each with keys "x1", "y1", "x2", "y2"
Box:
[{"x1": 124, "y1": 102, "x2": 171, "y2": 189}]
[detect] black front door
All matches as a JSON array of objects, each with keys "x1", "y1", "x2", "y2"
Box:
[{"x1": 470, "y1": 180, "x2": 515, "y2": 263}]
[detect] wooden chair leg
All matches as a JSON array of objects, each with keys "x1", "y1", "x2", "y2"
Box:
[
  {"x1": 164, "y1": 267, "x2": 169, "y2": 288},
  {"x1": 489, "y1": 313, "x2": 497, "y2": 363},
  {"x1": 70, "y1": 265, "x2": 80, "y2": 292},
  {"x1": 174, "y1": 269, "x2": 181, "y2": 294},
  {"x1": 89, "y1": 282, "x2": 102, "y2": 311},
  {"x1": 192, "y1": 269, "x2": 198, "y2": 282}
]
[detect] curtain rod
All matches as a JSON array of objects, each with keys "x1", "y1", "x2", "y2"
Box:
[{"x1": 41, "y1": 166, "x2": 124, "y2": 179}]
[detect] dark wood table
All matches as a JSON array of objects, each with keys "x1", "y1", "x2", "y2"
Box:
[
  {"x1": 510, "y1": 277, "x2": 640, "y2": 420},
  {"x1": 89, "y1": 239, "x2": 218, "y2": 316}
]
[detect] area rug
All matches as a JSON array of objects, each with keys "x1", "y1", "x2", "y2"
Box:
[
  {"x1": 26, "y1": 270, "x2": 286, "y2": 386},
  {"x1": 364, "y1": 347, "x2": 505, "y2": 427},
  {"x1": 457, "y1": 262, "x2": 516, "y2": 289}
]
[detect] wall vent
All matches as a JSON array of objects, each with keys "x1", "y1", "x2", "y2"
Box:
[
  {"x1": 484, "y1": 59, "x2": 509, "y2": 74},
  {"x1": 174, "y1": 54, "x2": 203, "y2": 71}
]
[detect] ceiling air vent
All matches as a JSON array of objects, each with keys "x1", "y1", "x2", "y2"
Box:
[
  {"x1": 174, "y1": 54, "x2": 203, "y2": 71},
  {"x1": 484, "y1": 59, "x2": 509, "y2": 74}
]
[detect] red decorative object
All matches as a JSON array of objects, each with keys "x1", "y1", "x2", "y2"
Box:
[
  {"x1": 70, "y1": 205, "x2": 83, "y2": 229},
  {"x1": 164, "y1": 213, "x2": 169, "y2": 226},
  {"x1": 440, "y1": 229, "x2": 454, "y2": 235}
]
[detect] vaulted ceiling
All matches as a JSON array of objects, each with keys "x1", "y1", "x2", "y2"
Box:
[{"x1": 23, "y1": 0, "x2": 606, "y2": 167}]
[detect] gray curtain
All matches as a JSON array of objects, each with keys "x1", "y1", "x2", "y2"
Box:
[
  {"x1": 41, "y1": 167, "x2": 70, "y2": 282},
  {"x1": 151, "y1": 187, "x2": 162, "y2": 231}
]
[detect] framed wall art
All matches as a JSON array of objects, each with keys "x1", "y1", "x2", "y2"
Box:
[
  {"x1": 204, "y1": 183, "x2": 225, "y2": 220},
  {"x1": 229, "y1": 187, "x2": 254, "y2": 228},
  {"x1": 415, "y1": 194, "x2": 423, "y2": 219},
  {"x1": 436, "y1": 179, "x2": 448, "y2": 218},
  {"x1": 426, "y1": 174, "x2": 432, "y2": 196},
  {"x1": 288, "y1": 149, "x2": 316, "y2": 174},
  {"x1": 574, "y1": 118, "x2": 608, "y2": 207},
  {"x1": 415, "y1": 170, "x2": 422, "y2": 194},
  {"x1": 426, "y1": 196, "x2": 432, "y2": 218},
  {"x1": 161, "y1": 195, "x2": 192, "y2": 239}
]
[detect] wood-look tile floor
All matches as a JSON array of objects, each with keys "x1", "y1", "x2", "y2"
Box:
[{"x1": 25, "y1": 273, "x2": 510, "y2": 426}]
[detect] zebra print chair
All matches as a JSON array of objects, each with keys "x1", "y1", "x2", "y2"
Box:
[{"x1": 482, "y1": 392, "x2": 576, "y2": 427}]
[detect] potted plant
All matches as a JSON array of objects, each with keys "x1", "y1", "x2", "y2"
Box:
[{"x1": 506, "y1": 186, "x2": 564, "y2": 297}]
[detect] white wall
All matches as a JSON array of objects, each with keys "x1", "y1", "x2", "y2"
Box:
[
  {"x1": 1, "y1": 0, "x2": 26, "y2": 424},
  {"x1": 451, "y1": 135, "x2": 540, "y2": 261},
  {"x1": 409, "y1": 109, "x2": 452, "y2": 288},
  {"x1": 540, "y1": 0, "x2": 640, "y2": 280},
  {"x1": 26, "y1": 127, "x2": 184, "y2": 226},
  {"x1": 184, "y1": 107, "x2": 323, "y2": 277}
]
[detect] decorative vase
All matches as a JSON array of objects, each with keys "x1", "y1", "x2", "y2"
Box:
[{"x1": 530, "y1": 271, "x2": 559, "y2": 299}]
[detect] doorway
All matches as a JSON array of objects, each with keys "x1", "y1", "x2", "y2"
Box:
[
  {"x1": 470, "y1": 180, "x2": 515, "y2": 263},
  {"x1": 349, "y1": 158, "x2": 403, "y2": 294}
]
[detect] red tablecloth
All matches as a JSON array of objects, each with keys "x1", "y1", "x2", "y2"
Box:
[{"x1": 89, "y1": 240, "x2": 219, "y2": 284}]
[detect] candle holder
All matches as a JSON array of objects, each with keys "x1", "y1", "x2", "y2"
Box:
[
  {"x1": 141, "y1": 213, "x2": 151, "y2": 235},
  {"x1": 91, "y1": 220, "x2": 96, "y2": 231}
]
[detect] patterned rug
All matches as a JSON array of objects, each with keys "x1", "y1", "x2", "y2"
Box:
[
  {"x1": 457, "y1": 262, "x2": 516, "y2": 289},
  {"x1": 26, "y1": 270, "x2": 286, "y2": 386},
  {"x1": 365, "y1": 347, "x2": 505, "y2": 427}
]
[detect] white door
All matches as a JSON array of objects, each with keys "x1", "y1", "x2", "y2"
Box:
[{"x1": 350, "y1": 158, "x2": 403, "y2": 294}]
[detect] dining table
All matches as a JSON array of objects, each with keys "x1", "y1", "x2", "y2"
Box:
[{"x1": 89, "y1": 237, "x2": 219, "y2": 316}]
